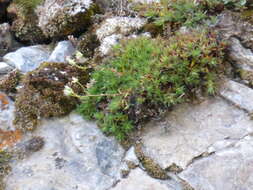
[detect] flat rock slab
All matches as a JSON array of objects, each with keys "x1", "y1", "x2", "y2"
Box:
[
  {"x1": 220, "y1": 79, "x2": 253, "y2": 113},
  {"x1": 111, "y1": 168, "x2": 173, "y2": 190},
  {"x1": 3, "y1": 45, "x2": 51, "y2": 73},
  {"x1": 141, "y1": 97, "x2": 253, "y2": 170},
  {"x1": 4, "y1": 114, "x2": 125, "y2": 190},
  {"x1": 179, "y1": 135, "x2": 253, "y2": 190}
]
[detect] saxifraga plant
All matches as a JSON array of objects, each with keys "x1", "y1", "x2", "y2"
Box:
[{"x1": 72, "y1": 30, "x2": 226, "y2": 140}]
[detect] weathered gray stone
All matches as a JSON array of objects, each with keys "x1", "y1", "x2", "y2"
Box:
[
  {"x1": 179, "y1": 135, "x2": 253, "y2": 190},
  {"x1": 140, "y1": 97, "x2": 253, "y2": 170},
  {"x1": 124, "y1": 147, "x2": 139, "y2": 167},
  {"x1": 0, "y1": 23, "x2": 12, "y2": 56},
  {"x1": 48, "y1": 41, "x2": 75, "y2": 63},
  {"x1": 111, "y1": 168, "x2": 173, "y2": 190},
  {"x1": 4, "y1": 113, "x2": 125, "y2": 190},
  {"x1": 96, "y1": 17, "x2": 147, "y2": 41},
  {"x1": 3, "y1": 45, "x2": 51, "y2": 73},
  {"x1": 0, "y1": 62, "x2": 13, "y2": 75},
  {"x1": 99, "y1": 34, "x2": 123, "y2": 56},
  {"x1": 220, "y1": 79, "x2": 253, "y2": 113},
  {"x1": 229, "y1": 37, "x2": 253, "y2": 67},
  {"x1": 215, "y1": 11, "x2": 253, "y2": 50}
]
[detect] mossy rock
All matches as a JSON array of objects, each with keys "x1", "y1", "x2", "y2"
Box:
[
  {"x1": 134, "y1": 143, "x2": 169, "y2": 180},
  {"x1": 77, "y1": 30, "x2": 100, "y2": 58},
  {"x1": 0, "y1": 70, "x2": 22, "y2": 94},
  {"x1": 239, "y1": 69, "x2": 253, "y2": 86},
  {"x1": 14, "y1": 62, "x2": 90, "y2": 131},
  {"x1": 7, "y1": 2, "x2": 48, "y2": 44}
]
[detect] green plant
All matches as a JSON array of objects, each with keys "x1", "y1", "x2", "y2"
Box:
[
  {"x1": 200, "y1": 0, "x2": 247, "y2": 12},
  {"x1": 75, "y1": 30, "x2": 226, "y2": 140},
  {"x1": 137, "y1": 0, "x2": 207, "y2": 30}
]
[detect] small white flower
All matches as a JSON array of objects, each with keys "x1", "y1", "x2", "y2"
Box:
[
  {"x1": 66, "y1": 57, "x2": 76, "y2": 65},
  {"x1": 64, "y1": 85, "x2": 74, "y2": 96},
  {"x1": 76, "y1": 51, "x2": 84, "y2": 60},
  {"x1": 72, "y1": 77, "x2": 78, "y2": 83}
]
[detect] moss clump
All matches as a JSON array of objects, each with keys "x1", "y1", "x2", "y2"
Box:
[
  {"x1": 14, "y1": 62, "x2": 90, "y2": 131},
  {"x1": 77, "y1": 29, "x2": 226, "y2": 140},
  {"x1": 135, "y1": 143, "x2": 169, "y2": 179},
  {"x1": 136, "y1": 0, "x2": 207, "y2": 33},
  {"x1": 8, "y1": 1, "x2": 48, "y2": 44},
  {"x1": 77, "y1": 31, "x2": 100, "y2": 58},
  {"x1": 0, "y1": 70, "x2": 22, "y2": 94}
]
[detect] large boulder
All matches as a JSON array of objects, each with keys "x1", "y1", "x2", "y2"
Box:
[
  {"x1": 37, "y1": 0, "x2": 98, "y2": 39},
  {"x1": 0, "y1": 23, "x2": 14, "y2": 56},
  {"x1": 3, "y1": 45, "x2": 51, "y2": 73},
  {"x1": 7, "y1": 1, "x2": 48, "y2": 44},
  {"x1": 4, "y1": 113, "x2": 125, "y2": 190}
]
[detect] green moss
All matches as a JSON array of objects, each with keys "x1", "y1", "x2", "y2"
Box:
[
  {"x1": 0, "y1": 70, "x2": 22, "y2": 94},
  {"x1": 239, "y1": 69, "x2": 253, "y2": 86},
  {"x1": 14, "y1": 62, "x2": 90, "y2": 131},
  {"x1": 77, "y1": 29, "x2": 226, "y2": 140},
  {"x1": 135, "y1": 143, "x2": 169, "y2": 179}
]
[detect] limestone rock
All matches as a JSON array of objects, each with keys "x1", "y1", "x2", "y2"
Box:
[
  {"x1": 179, "y1": 135, "x2": 253, "y2": 190},
  {"x1": 96, "y1": 17, "x2": 147, "y2": 41},
  {"x1": 3, "y1": 45, "x2": 51, "y2": 73},
  {"x1": 220, "y1": 79, "x2": 253, "y2": 113},
  {"x1": 215, "y1": 11, "x2": 253, "y2": 50},
  {"x1": 4, "y1": 113, "x2": 125, "y2": 190},
  {"x1": 140, "y1": 97, "x2": 253, "y2": 170},
  {"x1": 48, "y1": 41, "x2": 75, "y2": 63},
  {"x1": 0, "y1": 62, "x2": 13, "y2": 75},
  {"x1": 111, "y1": 168, "x2": 173, "y2": 190}
]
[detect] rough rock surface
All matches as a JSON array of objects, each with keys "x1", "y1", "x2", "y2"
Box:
[
  {"x1": 4, "y1": 113, "x2": 125, "y2": 190},
  {"x1": 0, "y1": 23, "x2": 13, "y2": 56},
  {"x1": 111, "y1": 168, "x2": 173, "y2": 190},
  {"x1": 48, "y1": 41, "x2": 75, "y2": 63},
  {"x1": 96, "y1": 17, "x2": 147, "y2": 41},
  {"x1": 179, "y1": 135, "x2": 253, "y2": 190},
  {"x1": 220, "y1": 79, "x2": 253, "y2": 113},
  {"x1": 3, "y1": 45, "x2": 51, "y2": 73},
  {"x1": 215, "y1": 11, "x2": 253, "y2": 50},
  {"x1": 140, "y1": 97, "x2": 253, "y2": 170},
  {"x1": 37, "y1": 0, "x2": 97, "y2": 39},
  {"x1": 0, "y1": 62, "x2": 13, "y2": 76},
  {"x1": 96, "y1": 17, "x2": 147, "y2": 56}
]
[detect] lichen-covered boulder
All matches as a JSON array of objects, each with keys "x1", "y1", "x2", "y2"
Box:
[
  {"x1": 0, "y1": 23, "x2": 13, "y2": 56},
  {"x1": 37, "y1": 0, "x2": 98, "y2": 39},
  {"x1": 14, "y1": 62, "x2": 90, "y2": 131},
  {"x1": 7, "y1": 1, "x2": 48, "y2": 44}
]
